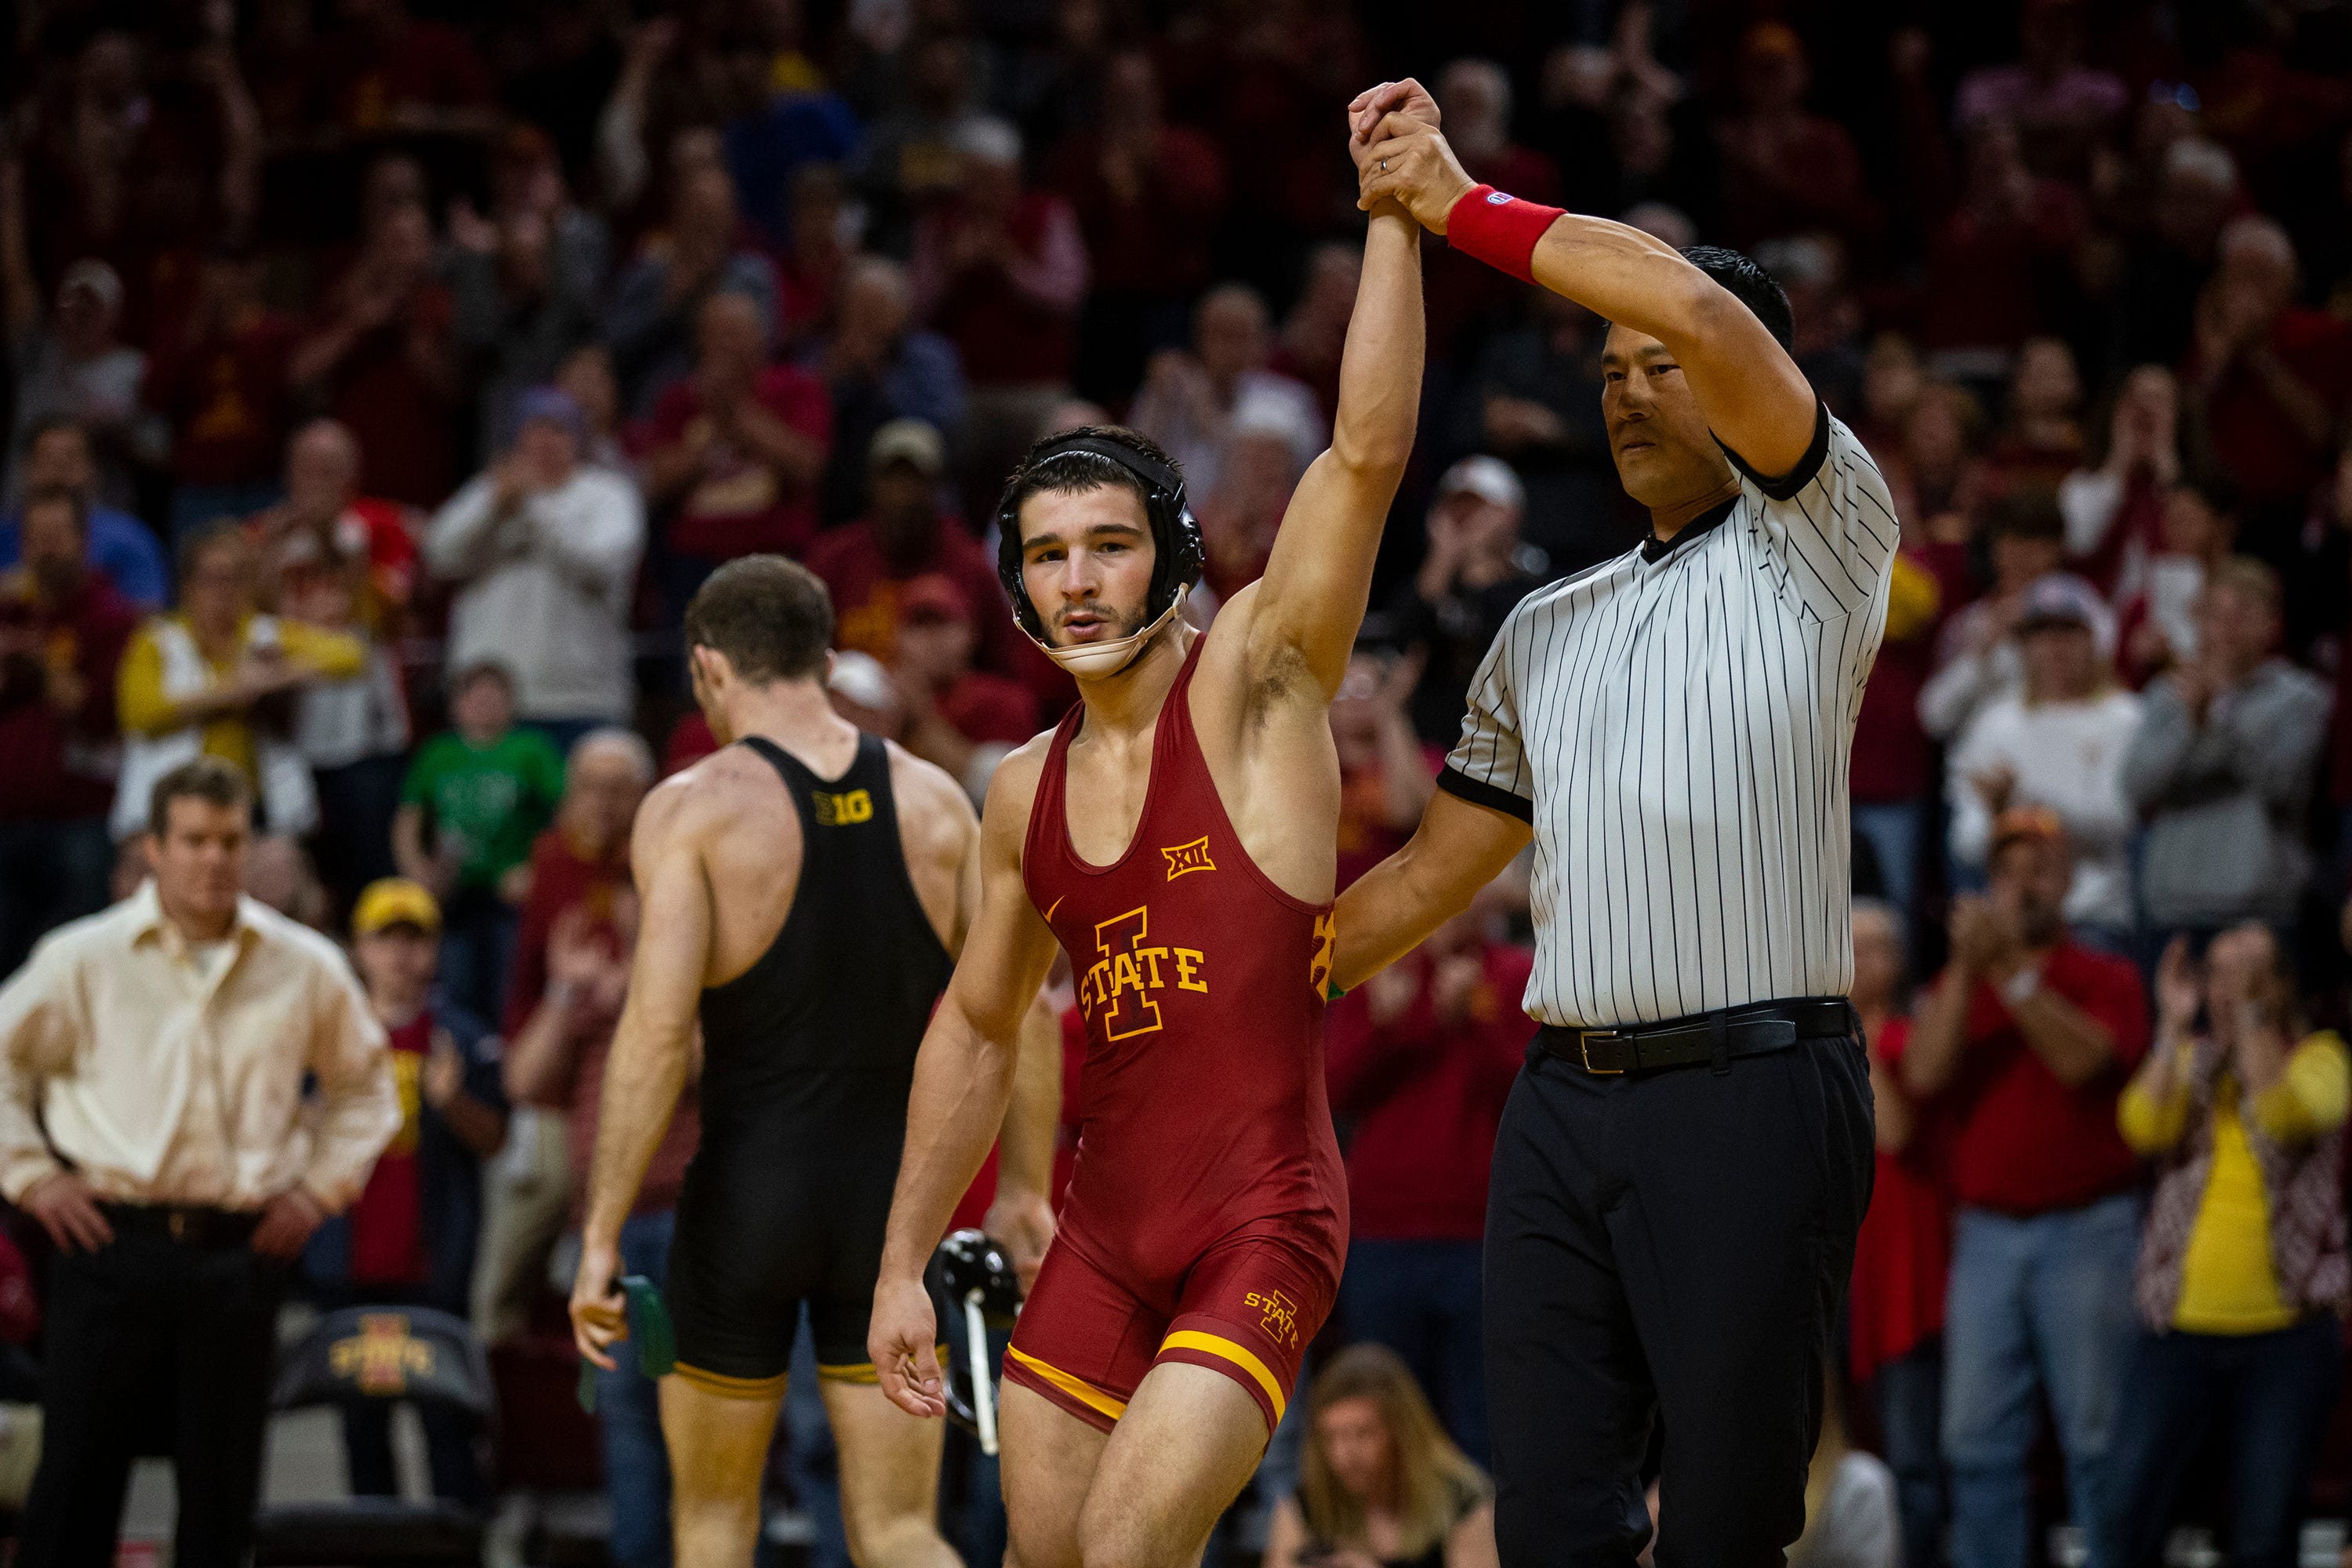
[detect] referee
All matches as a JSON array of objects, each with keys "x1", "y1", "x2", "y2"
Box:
[{"x1": 1336, "y1": 82, "x2": 1894, "y2": 1563}]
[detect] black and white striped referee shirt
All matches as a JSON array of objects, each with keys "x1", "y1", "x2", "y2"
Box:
[{"x1": 1438, "y1": 405, "x2": 1899, "y2": 1028}]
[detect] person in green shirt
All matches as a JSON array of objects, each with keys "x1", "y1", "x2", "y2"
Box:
[{"x1": 394, "y1": 662, "x2": 564, "y2": 1019}]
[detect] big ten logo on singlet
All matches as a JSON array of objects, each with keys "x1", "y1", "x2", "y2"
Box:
[
  {"x1": 812, "y1": 789, "x2": 874, "y2": 826},
  {"x1": 1076, "y1": 906, "x2": 1207, "y2": 1040},
  {"x1": 1245, "y1": 1288, "x2": 1302, "y2": 1350}
]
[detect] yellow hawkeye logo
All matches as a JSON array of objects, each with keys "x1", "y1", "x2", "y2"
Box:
[{"x1": 1161, "y1": 836, "x2": 1216, "y2": 880}]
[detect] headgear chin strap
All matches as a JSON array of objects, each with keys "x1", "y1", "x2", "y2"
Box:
[
  {"x1": 996, "y1": 430, "x2": 1205, "y2": 680},
  {"x1": 1036, "y1": 584, "x2": 1190, "y2": 679}
]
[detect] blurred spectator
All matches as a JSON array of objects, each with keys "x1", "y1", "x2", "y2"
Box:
[
  {"x1": 451, "y1": 206, "x2": 602, "y2": 459},
  {"x1": 475, "y1": 122, "x2": 611, "y2": 308},
  {"x1": 246, "y1": 420, "x2": 421, "y2": 633},
  {"x1": 910, "y1": 118, "x2": 1087, "y2": 519},
  {"x1": 1324, "y1": 895, "x2": 1526, "y2": 1462},
  {"x1": 1918, "y1": 494, "x2": 2085, "y2": 744},
  {"x1": 556, "y1": 343, "x2": 631, "y2": 473},
  {"x1": 1051, "y1": 48, "x2": 1229, "y2": 405},
  {"x1": 243, "y1": 831, "x2": 332, "y2": 931},
  {"x1": 1711, "y1": 24, "x2": 1874, "y2": 254},
  {"x1": 1852, "y1": 332, "x2": 1926, "y2": 466},
  {"x1": 1385, "y1": 457, "x2": 1546, "y2": 749},
  {"x1": 715, "y1": 48, "x2": 860, "y2": 255},
  {"x1": 2180, "y1": 217, "x2": 2352, "y2": 522},
  {"x1": 1330, "y1": 646, "x2": 1434, "y2": 897},
  {"x1": 0, "y1": 757, "x2": 397, "y2": 1568},
  {"x1": 1847, "y1": 901, "x2": 1948, "y2": 1568},
  {"x1": 893, "y1": 574, "x2": 1039, "y2": 804},
  {"x1": 430, "y1": 388, "x2": 646, "y2": 739},
  {"x1": 1895, "y1": 809, "x2": 2150, "y2": 1568},
  {"x1": 855, "y1": 34, "x2": 993, "y2": 257},
  {"x1": 632, "y1": 290, "x2": 829, "y2": 604},
  {"x1": 1752, "y1": 235, "x2": 1865, "y2": 417},
  {"x1": 808, "y1": 258, "x2": 967, "y2": 526},
  {"x1": 606, "y1": 164, "x2": 779, "y2": 416},
  {"x1": 1850, "y1": 550, "x2": 1944, "y2": 920},
  {"x1": 2112, "y1": 473, "x2": 2238, "y2": 688},
  {"x1": 289, "y1": 201, "x2": 459, "y2": 508},
  {"x1": 141, "y1": 244, "x2": 296, "y2": 541},
  {"x1": 2122, "y1": 561, "x2": 2330, "y2": 943},
  {"x1": 1890, "y1": 383, "x2": 1990, "y2": 546},
  {"x1": 775, "y1": 164, "x2": 855, "y2": 351},
  {"x1": 113, "y1": 521, "x2": 362, "y2": 842},
  {"x1": 2060, "y1": 364, "x2": 2187, "y2": 597},
  {"x1": 0, "y1": 487, "x2": 140, "y2": 975},
  {"x1": 2, "y1": 245, "x2": 154, "y2": 512},
  {"x1": 2109, "y1": 925, "x2": 2348, "y2": 1568},
  {"x1": 0, "y1": 416, "x2": 168, "y2": 611},
  {"x1": 1421, "y1": 59, "x2": 1562, "y2": 357},
  {"x1": 503, "y1": 821, "x2": 691, "y2": 1568},
  {"x1": 1455, "y1": 289, "x2": 1617, "y2": 572},
  {"x1": 1273, "y1": 241, "x2": 1361, "y2": 423},
  {"x1": 1947, "y1": 575, "x2": 2141, "y2": 945},
  {"x1": 394, "y1": 662, "x2": 564, "y2": 1023},
  {"x1": 477, "y1": 728, "x2": 652, "y2": 1342},
  {"x1": 320, "y1": 877, "x2": 508, "y2": 1504},
  {"x1": 808, "y1": 419, "x2": 1012, "y2": 671},
  {"x1": 1195, "y1": 390, "x2": 1322, "y2": 604},
  {"x1": 274, "y1": 490, "x2": 412, "y2": 909},
  {"x1": 1783, "y1": 1386, "x2": 1903, "y2": 1568},
  {"x1": 1262, "y1": 1343, "x2": 1497, "y2": 1568},
  {"x1": 1951, "y1": 0, "x2": 2126, "y2": 179},
  {"x1": 1984, "y1": 337, "x2": 2085, "y2": 495},
  {"x1": 2108, "y1": 139, "x2": 2241, "y2": 374},
  {"x1": 1130, "y1": 285, "x2": 1322, "y2": 506},
  {"x1": 1916, "y1": 114, "x2": 2089, "y2": 378},
  {"x1": 321, "y1": 0, "x2": 495, "y2": 136}
]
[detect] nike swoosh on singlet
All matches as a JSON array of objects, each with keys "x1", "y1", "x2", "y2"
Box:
[{"x1": 1042, "y1": 896, "x2": 1065, "y2": 924}]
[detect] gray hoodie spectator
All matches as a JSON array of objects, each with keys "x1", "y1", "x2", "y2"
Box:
[{"x1": 2122, "y1": 559, "x2": 2329, "y2": 931}]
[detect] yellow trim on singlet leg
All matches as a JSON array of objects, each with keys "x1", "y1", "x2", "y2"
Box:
[
  {"x1": 820, "y1": 1345, "x2": 949, "y2": 1385},
  {"x1": 1157, "y1": 1330, "x2": 1287, "y2": 1422},
  {"x1": 671, "y1": 1362, "x2": 792, "y2": 1400},
  {"x1": 1006, "y1": 1346, "x2": 1129, "y2": 1422}
]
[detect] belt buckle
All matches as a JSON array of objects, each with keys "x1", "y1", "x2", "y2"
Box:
[{"x1": 1579, "y1": 1029, "x2": 1624, "y2": 1075}]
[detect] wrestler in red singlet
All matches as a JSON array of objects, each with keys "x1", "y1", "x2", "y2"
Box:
[{"x1": 1006, "y1": 634, "x2": 1347, "y2": 1434}]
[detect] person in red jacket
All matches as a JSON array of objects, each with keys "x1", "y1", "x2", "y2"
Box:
[
  {"x1": 1895, "y1": 806, "x2": 2150, "y2": 1568},
  {"x1": 1324, "y1": 898, "x2": 1531, "y2": 1464}
]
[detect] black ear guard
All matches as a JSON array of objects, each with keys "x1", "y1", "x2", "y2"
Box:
[{"x1": 994, "y1": 434, "x2": 1206, "y2": 639}]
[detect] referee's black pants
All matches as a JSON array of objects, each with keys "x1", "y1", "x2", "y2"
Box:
[
  {"x1": 1484, "y1": 1030, "x2": 1874, "y2": 1567},
  {"x1": 17, "y1": 1213, "x2": 288, "y2": 1568}
]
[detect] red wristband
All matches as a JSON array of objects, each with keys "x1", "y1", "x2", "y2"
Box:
[{"x1": 1444, "y1": 184, "x2": 1566, "y2": 285}]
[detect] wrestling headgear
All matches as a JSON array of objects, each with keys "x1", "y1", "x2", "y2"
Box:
[{"x1": 995, "y1": 429, "x2": 1205, "y2": 679}]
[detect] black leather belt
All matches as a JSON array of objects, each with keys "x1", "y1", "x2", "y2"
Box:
[
  {"x1": 98, "y1": 1202, "x2": 262, "y2": 1247},
  {"x1": 1536, "y1": 997, "x2": 1858, "y2": 1076}
]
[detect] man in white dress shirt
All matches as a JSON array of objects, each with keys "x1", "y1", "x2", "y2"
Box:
[{"x1": 0, "y1": 757, "x2": 400, "y2": 1567}]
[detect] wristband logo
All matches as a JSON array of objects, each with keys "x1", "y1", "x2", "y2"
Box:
[{"x1": 1486, "y1": 191, "x2": 1514, "y2": 205}]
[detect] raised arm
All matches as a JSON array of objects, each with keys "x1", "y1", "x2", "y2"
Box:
[
  {"x1": 869, "y1": 757, "x2": 1062, "y2": 1417},
  {"x1": 569, "y1": 786, "x2": 710, "y2": 1369},
  {"x1": 1331, "y1": 787, "x2": 1530, "y2": 993},
  {"x1": 1352, "y1": 82, "x2": 1813, "y2": 479},
  {"x1": 1241, "y1": 198, "x2": 1423, "y2": 699}
]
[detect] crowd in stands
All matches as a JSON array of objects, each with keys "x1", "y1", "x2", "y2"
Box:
[{"x1": 2, "y1": 0, "x2": 2352, "y2": 1561}]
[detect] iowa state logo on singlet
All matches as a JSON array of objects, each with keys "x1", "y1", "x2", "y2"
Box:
[{"x1": 1075, "y1": 906, "x2": 1209, "y2": 1040}]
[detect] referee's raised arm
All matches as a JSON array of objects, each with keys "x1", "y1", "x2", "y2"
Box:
[{"x1": 1351, "y1": 80, "x2": 1813, "y2": 479}]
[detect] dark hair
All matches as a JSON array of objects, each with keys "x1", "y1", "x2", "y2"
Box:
[
  {"x1": 997, "y1": 424, "x2": 1177, "y2": 546},
  {"x1": 20, "y1": 484, "x2": 87, "y2": 534},
  {"x1": 2176, "y1": 467, "x2": 2241, "y2": 519},
  {"x1": 1680, "y1": 245, "x2": 1795, "y2": 352},
  {"x1": 1986, "y1": 486, "x2": 2065, "y2": 542},
  {"x1": 175, "y1": 517, "x2": 253, "y2": 584},
  {"x1": 684, "y1": 554, "x2": 833, "y2": 684},
  {"x1": 150, "y1": 755, "x2": 252, "y2": 837}
]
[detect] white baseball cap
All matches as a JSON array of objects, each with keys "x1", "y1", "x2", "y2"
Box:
[{"x1": 1434, "y1": 455, "x2": 1525, "y2": 514}]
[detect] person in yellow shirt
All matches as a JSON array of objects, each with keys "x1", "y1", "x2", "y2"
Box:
[
  {"x1": 2107, "y1": 923, "x2": 2348, "y2": 1568},
  {"x1": 111, "y1": 520, "x2": 364, "y2": 840}
]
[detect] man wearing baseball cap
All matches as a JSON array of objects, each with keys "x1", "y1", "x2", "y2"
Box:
[
  {"x1": 892, "y1": 572, "x2": 1040, "y2": 801},
  {"x1": 1891, "y1": 806, "x2": 2151, "y2": 1564},
  {"x1": 328, "y1": 877, "x2": 510, "y2": 1502},
  {"x1": 1381, "y1": 454, "x2": 1546, "y2": 746}
]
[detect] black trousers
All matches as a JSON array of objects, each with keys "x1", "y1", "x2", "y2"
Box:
[
  {"x1": 17, "y1": 1222, "x2": 289, "y2": 1568},
  {"x1": 1483, "y1": 1030, "x2": 1875, "y2": 1568}
]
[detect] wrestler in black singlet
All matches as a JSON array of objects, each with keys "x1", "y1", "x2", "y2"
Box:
[{"x1": 665, "y1": 733, "x2": 956, "y2": 1388}]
